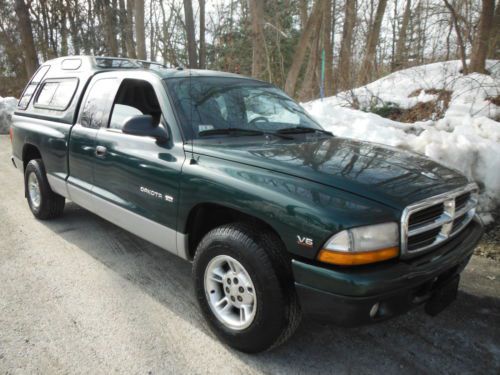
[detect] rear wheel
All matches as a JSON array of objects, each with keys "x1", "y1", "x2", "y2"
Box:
[
  {"x1": 24, "y1": 159, "x2": 65, "y2": 220},
  {"x1": 193, "y1": 223, "x2": 301, "y2": 353}
]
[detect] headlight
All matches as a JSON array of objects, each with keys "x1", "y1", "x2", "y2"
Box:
[{"x1": 317, "y1": 223, "x2": 399, "y2": 266}]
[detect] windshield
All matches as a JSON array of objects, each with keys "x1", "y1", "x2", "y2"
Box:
[{"x1": 165, "y1": 76, "x2": 324, "y2": 140}]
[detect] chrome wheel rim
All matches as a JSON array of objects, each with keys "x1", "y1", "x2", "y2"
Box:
[
  {"x1": 28, "y1": 172, "x2": 41, "y2": 209},
  {"x1": 204, "y1": 255, "x2": 257, "y2": 330}
]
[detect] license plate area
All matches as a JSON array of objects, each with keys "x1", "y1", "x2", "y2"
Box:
[{"x1": 425, "y1": 275, "x2": 460, "y2": 316}]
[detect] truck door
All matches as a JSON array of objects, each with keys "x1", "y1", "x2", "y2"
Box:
[
  {"x1": 92, "y1": 77, "x2": 184, "y2": 235},
  {"x1": 68, "y1": 76, "x2": 120, "y2": 191}
]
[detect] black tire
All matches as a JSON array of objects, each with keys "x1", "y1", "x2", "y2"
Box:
[
  {"x1": 24, "y1": 159, "x2": 65, "y2": 220},
  {"x1": 193, "y1": 222, "x2": 301, "y2": 353}
]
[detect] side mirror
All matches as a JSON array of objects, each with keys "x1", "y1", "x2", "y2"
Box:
[{"x1": 122, "y1": 115, "x2": 169, "y2": 144}]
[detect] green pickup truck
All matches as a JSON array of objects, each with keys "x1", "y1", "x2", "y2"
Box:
[{"x1": 10, "y1": 56, "x2": 484, "y2": 353}]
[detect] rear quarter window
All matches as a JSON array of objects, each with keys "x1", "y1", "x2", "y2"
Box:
[
  {"x1": 34, "y1": 78, "x2": 79, "y2": 111},
  {"x1": 18, "y1": 65, "x2": 50, "y2": 109}
]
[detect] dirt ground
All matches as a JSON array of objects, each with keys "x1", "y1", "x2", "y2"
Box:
[
  {"x1": 476, "y1": 211, "x2": 500, "y2": 262},
  {"x1": 0, "y1": 135, "x2": 499, "y2": 374}
]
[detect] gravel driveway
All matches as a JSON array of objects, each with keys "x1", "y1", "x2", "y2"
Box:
[{"x1": 0, "y1": 135, "x2": 499, "y2": 374}]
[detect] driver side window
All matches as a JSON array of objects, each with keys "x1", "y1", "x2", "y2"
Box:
[{"x1": 109, "y1": 79, "x2": 162, "y2": 130}]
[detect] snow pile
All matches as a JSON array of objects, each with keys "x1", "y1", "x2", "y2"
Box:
[
  {"x1": 0, "y1": 96, "x2": 17, "y2": 134},
  {"x1": 304, "y1": 60, "x2": 500, "y2": 222}
]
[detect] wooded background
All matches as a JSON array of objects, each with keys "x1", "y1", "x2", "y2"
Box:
[{"x1": 0, "y1": 0, "x2": 499, "y2": 99}]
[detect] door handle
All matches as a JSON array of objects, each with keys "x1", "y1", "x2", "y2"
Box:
[{"x1": 95, "y1": 145, "x2": 107, "y2": 157}]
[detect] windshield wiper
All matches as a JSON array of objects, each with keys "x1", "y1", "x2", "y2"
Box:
[
  {"x1": 198, "y1": 127, "x2": 293, "y2": 139},
  {"x1": 276, "y1": 126, "x2": 333, "y2": 136},
  {"x1": 199, "y1": 128, "x2": 263, "y2": 137}
]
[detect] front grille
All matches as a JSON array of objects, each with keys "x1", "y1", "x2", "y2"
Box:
[
  {"x1": 455, "y1": 192, "x2": 471, "y2": 211},
  {"x1": 408, "y1": 203, "x2": 444, "y2": 227},
  {"x1": 402, "y1": 184, "x2": 478, "y2": 256},
  {"x1": 407, "y1": 227, "x2": 442, "y2": 251}
]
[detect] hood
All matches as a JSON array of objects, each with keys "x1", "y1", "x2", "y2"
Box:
[{"x1": 193, "y1": 137, "x2": 469, "y2": 209}]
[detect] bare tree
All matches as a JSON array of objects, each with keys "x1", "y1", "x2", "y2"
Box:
[
  {"x1": 324, "y1": 0, "x2": 334, "y2": 96},
  {"x1": 470, "y1": 0, "x2": 495, "y2": 73},
  {"x1": 124, "y1": 0, "x2": 137, "y2": 58},
  {"x1": 489, "y1": 0, "x2": 500, "y2": 58},
  {"x1": 358, "y1": 0, "x2": 388, "y2": 85},
  {"x1": 14, "y1": 0, "x2": 38, "y2": 77},
  {"x1": 183, "y1": 0, "x2": 198, "y2": 68},
  {"x1": 199, "y1": 0, "x2": 206, "y2": 69},
  {"x1": 394, "y1": 0, "x2": 411, "y2": 70},
  {"x1": 104, "y1": 0, "x2": 119, "y2": 56},
  {"x1": 298, "y1": 6, "x2": 323, "y2": 100},
  {"x1": 337, "y1": 0, "x2": 356, "y2": 92},
  {"x1": 135, "y1": 0, "x2": 146, "y2": 59},
  {"x1": 249, "y1": 0, "x2": 269, "y2": 80},
  {"x1": 59, "y1": 0, "x2": 68, "y2": 56},
  {"x1": 443, "y1": 0, "x2": 468, "y2": 74},
  {"x1": 67, "y1": 0, "x2": 81, "y2": 55},
  {"x1": 284, "y1": 0, "x2": 322, "y2": 96}
]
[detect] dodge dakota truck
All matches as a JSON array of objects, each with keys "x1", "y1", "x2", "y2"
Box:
[{"x1": 10, "y1": 56, "x2": 484, "y2": 353}]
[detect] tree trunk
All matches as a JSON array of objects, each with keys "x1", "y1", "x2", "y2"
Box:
[
  {"x1": 135, "y1": 0, "x2": 147, "y2": 59},
  {"x1": 298, "y1": 13, "x2": 323, "y2": 101},
  {"x1": 488, "y1": 0, "x2": 500, "y2": 58},
  {"x1": 67, "y1": 0, "x2": 81, "y2": 55},
  {"x1": 299, "y1": 0, "x2": 308, "y2": 29},
  {"x1": 118, "y1": 0, "x2": 127, "y2": 56},
  {"x1": 149, "y1": 0, "x2": 155, "y2": 61},
  {"x1": 60, "y1": 0, "x2": 68, "y2": 56},
  {"x1": 394, "y1": 0, "x2": 410, "y2": 70},
  {"x1": 249, "y1": 0, "x2": 267, "y2": 80},
  {"x1": 199, "y1": 0, "x2": 206, "y2": 69},
  {"x1": 104, "y1": 0, "x2": 119, "y2": 56},
  {"x1": 125, "y1": 0, "x2": 137, "y2": 58},
  {"x1": 159, "y1": 0, "x2": 171, "y2": 64},
  {"x1": 443, "y1": 0, "x2": 468, "y2": 74},
  {"x1": 284, "y1": 0, "x2": 322, "y2": 96},
  {"x1": 336, "y1": 0, "x2": 356, "y2": 92},
  {"x1": 470, "y1": 0, "x2": 495, "y2": 73},
  {"x1": 84, "y1": 0, "x2": 94, "y2": 54},
  {"x1": 183, "y1": 0, "x2": 198, "y2": 68},
  {"x1": 14, "y1": 0, "x2": 38, "y2": 77},
  {"x1": 358, "y1": 0, "x2": 387, "y2": 85},
  {"x1": 324, "y1": 0, "x2": 334, "y2": 96}
]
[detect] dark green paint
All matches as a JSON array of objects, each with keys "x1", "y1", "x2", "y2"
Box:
[
  {"x1": 292, "y1": 218, "x2": 482, "y2": 297},
  {"x1": 11, "y1": 59, "x2": 481, "y2": 311}
]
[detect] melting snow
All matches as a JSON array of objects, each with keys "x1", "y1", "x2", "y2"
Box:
[
  {"x1": 303, "y1": 60, "x2": 500, "y2": 222},
  {"x1": 0, "y1": 96, "x2": 17, "y2": 134}
]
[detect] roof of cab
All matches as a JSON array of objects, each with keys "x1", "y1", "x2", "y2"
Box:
[{"x1": 41, "y1": 55, "x2": 251, "y2": 81}]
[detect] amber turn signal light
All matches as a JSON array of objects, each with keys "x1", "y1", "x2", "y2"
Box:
[{"x1": 317, "y1": 247, "x2": 399, "y2": 266}]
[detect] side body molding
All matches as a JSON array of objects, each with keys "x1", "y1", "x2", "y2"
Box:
[{"x1": 48, "y1": 177, "x2": 188, "y2": 260}]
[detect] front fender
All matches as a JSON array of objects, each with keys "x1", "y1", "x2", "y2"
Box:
[{"x1": 177, "y1": 154, "x2": 399, "y2": 259}]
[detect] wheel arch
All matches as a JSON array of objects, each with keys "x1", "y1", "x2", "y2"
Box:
[
  {"x1": 183, "y1": 202, "x2": 286, "y2": 261},
  {"x1": 22, "y1": 143, "x2": 42, "y2": 171},
  {"x1": 22, "y1": 143, "x2": 43, "y2": 197}
]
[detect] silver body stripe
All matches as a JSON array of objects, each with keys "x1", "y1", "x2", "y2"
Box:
[{"x1": 45, "y1": 178, "x2": 189, "y2": 260}]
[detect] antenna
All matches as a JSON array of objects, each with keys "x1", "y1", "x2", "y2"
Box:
[{"x1": 189, "y1": 66, "x2": 196, "y2": 165}]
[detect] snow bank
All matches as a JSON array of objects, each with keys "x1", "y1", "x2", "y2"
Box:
[
  {"x1": 0, "y1": 96, "x2": 17, "y2": 134},
  {"x1": 303, "y1": 60, "x2": 500, "y2": 222}
]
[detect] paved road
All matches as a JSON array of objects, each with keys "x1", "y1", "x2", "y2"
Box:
[{"x1": 0, "y1": 135, "x2": 499, "y2": 374}]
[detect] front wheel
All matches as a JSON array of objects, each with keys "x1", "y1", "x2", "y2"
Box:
[{"x1": 193, "y1": 223, "x2": 301, "y2": 353}]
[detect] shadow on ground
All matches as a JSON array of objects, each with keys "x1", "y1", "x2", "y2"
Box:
[{"x1": 41, "y1": 202, "x2": 500, "y2": 374}]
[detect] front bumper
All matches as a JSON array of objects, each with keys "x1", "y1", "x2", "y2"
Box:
[{"x1": 292, "y1": 217, "x2": 484, "y2": 326}]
